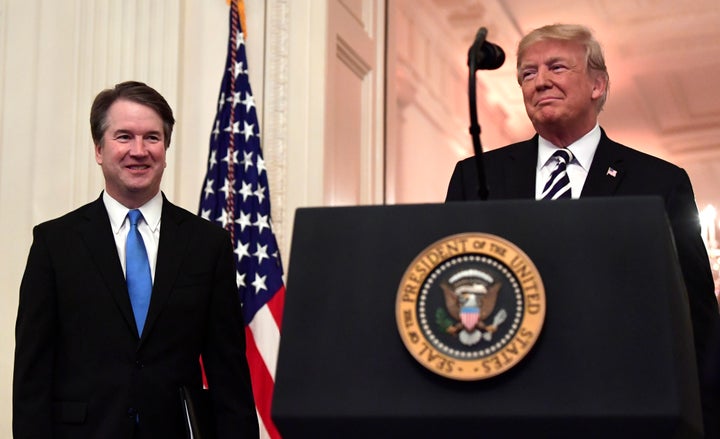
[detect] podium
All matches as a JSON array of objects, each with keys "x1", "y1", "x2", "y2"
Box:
[{"x1": 272, "y1": 197, "x2": 702, "y2": 438}]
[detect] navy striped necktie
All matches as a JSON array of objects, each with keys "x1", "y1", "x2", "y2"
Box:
[{"x1": 541, "y1": 149, "x2": 574, "y2": 200}]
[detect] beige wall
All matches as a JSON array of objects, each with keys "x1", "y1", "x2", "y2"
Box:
[{"x1": 0, "y1": 0, "x2": 267, "y2": 435}]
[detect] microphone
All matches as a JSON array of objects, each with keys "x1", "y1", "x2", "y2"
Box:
[
  {"x1": 468, "y1": 27, "x2": 505, "y2": 71},
  {"x1": 467, "y1": 26, "x2": 504, "y2": 199}
]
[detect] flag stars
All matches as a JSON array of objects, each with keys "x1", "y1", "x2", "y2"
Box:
[
  {"x1": 241, "y1": 93, "x2": 256, "y2": 113},
  {"x1": 251, "y1": 273, "x2": 267, "y2": 294},
  {"x1": 254, "y1": 214, "x2": 270, "y2": 234},
  {"x1": 218, "y1": 92, "x2": 225, "y2": 112},
  {"x1": 200, "y1": 8, "x2": 285, "y2": 323},
  {"x1": 253, "y1": 244, "x2": 269, "y2": 265},
  {"x1": 241, "y1": 151, "x2": 254, "y2": 171},
  {"x1": 203, "y1": 179, "x2": 215, "y2": 199},
  {"x1": 228, "y1": 91, "x2": 242, "y2": 108},
  {"x1": 232, "y1": 61, "x2": 246, "y2": 79},
  {"x1": 235, "y1": 240, "x2": 250, "y2": 262},
  {"x1": 254, "y1": 184, "x2": 266, "y2": 204},
  {"x1": 225, "y1": 121, "x2": 240, "y2": 135},
  {"x1": 220, "y1": 179, "x2": 235, "y2": 199},
  {"x1": 236, "y1": 210, "x2": 252, "y2": 231},
  {"x1": 222, "y1": 149, "x2": 239, "y2": 166},
  {"x1": 236, "y1": 31, "x2": 245, "y2": 50},
  {"x1": 239, "y1": 181, "x2": 254, "y2": 201},
  {"x1": 209, "y1": 150, "x2": 218, "y2": 170},
  {"x1": 212, "y1": 120, "x2": 221, "y2": 141},
  {"x1": 216, "y1": 209, "x2": 231, "y2": 228},
  {"x1": 241, "y1": 121, "x2": 255, "y2": 142}
]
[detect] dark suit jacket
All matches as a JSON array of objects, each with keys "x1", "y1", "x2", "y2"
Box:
[
  {"x1": 446, "y1": 128, "x2": 720, "y2": 437},
  {"x1": 13, "y1": 194, "x2": 259, "y2": 439}
]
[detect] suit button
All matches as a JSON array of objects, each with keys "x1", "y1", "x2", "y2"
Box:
[{"x1": 135, "y1": 360, "x2": 144, "y2": 369}]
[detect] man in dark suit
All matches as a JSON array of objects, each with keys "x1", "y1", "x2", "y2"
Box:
[
  {"x1": 447, "y1": 24, "x2": 720, "y2": 437},
  {"x1": 13, "y1": 81, "x2": 259, "y2": 438}
]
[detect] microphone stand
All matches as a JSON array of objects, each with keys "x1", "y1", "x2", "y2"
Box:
[{"x1": 468, "y1": 30, "x2": 489, "y2": 200}]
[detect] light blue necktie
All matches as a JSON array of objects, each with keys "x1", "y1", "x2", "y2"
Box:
[
  {"x1": 541, "y1": 149, "x2": 574, "y2": 200},
  {"x1": 126, "y1": 209, "x2": 152, "y2": 335}
]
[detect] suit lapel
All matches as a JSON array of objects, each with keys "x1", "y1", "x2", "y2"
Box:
[
  {"x1": 79, "y1": 196, "x2": 139, "y2": 336},
  {"x1": 500, "y1": 138, "x2": 538, "y2": 199},
  {"x1": 141, "y1": 196, "x2": 192, "y2": 343},
  {"x1": 581, "y1": 129, "x2": 625, "y2": 197}
]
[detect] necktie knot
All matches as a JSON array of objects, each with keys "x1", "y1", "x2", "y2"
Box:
[
  {"x1": 552, "y1": 149, "x2": 573, "y2": 166},
  {"x1": 128, "y1": 209, "x2": 142, "y2": 227},
  {"x1": 542, "y1": 149, "x2": 574, "y2": 200}
]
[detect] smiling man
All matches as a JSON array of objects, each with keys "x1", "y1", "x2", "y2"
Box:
[
  {"x1": 13, "y1": 81, "x2": 259, "y2": 439},
  {"x1": 446, "y1": 24, "x2": 719, "y2": 437},
  {"x1": 94, "y1": 97, "x2": 168, "y2": 209}
]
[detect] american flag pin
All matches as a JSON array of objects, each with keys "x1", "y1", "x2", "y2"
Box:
[{"x1": 606, "y1": 167, "x2": 618, "y2": 177}]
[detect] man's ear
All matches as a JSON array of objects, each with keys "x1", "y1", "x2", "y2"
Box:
[
  {"x1": 94, "y1": 143, "x2": 103, "y2": 165},
  {"x1": 591, "y1": 73, "x2": 608, "y2": 101}
]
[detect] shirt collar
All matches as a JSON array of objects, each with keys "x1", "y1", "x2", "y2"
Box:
[
  {"x1": 103, "y1": 191, "x2": 163, "y2": 234},
  {"x1": 537, "y1": 124, "x2": 601, "y2": 171}
]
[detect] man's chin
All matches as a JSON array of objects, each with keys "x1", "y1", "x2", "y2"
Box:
[
  {"x1": 120, "y1": 182, "x2": 160, "y2": 199},
  {"x1": 531, "y1": 113, "x2": 563, "y2": 128}
]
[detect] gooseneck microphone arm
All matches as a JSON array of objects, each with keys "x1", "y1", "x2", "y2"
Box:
[
  {"x1": 467, "y1": 27, "x2": 505, "y2": 200},
  {"x1": 467, "y1": 37, "x2": 487, "y2": 200}
]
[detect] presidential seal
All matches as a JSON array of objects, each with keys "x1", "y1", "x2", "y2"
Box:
[{"x1": 396, "y1": 233, "x2": 545, "y2": 380}]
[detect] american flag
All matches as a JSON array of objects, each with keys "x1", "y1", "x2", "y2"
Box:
[{"x1": 198, "y1": 1, "x2": 285, "y2": 437}]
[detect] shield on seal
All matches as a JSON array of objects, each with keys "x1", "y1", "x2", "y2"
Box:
[{"x1": 460, "y1": 305, "x2": 480, "y2": 331}]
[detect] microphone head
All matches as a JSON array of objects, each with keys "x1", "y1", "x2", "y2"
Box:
[
  {"x1": 468, "y1": 26, "x2": 506, "y2": 71},
  {"x1": 478, "y1": 42, "x2": 505, "y2": 70}
]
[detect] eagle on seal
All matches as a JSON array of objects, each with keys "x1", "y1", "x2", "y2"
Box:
[{"x1": 441, "y1": 278, "x2": 504, "y2": 346}]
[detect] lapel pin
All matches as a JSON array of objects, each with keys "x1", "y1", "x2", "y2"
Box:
[{"x1": 606, "y1": 167, "x2": 618, "y2": 178}]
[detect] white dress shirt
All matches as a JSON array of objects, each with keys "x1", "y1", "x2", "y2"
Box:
[
  {"x1": 535, "y1": 124, "x2": 601, "y2": 199},
  {"x1": 102, "y1": 191, "x2": 163, "y2": 282}
]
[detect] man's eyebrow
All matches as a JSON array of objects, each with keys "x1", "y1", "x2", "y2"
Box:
[
  {"x1": 520, "y1": 56, "x2": 568, "y2": 69},
  {"x1": 518, "y1": 61, "x2": 537, "y2": 69},
  {"x1": 544, "y1": 56, "x2": 566, "y2": 64},
  {"x1": 110, "y1": 128, "x2": 162, "y2": 135}
]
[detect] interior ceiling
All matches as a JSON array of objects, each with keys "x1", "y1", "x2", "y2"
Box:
[{"x1": 429, "y1": 0, "x2": 720, "y2": 207}]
